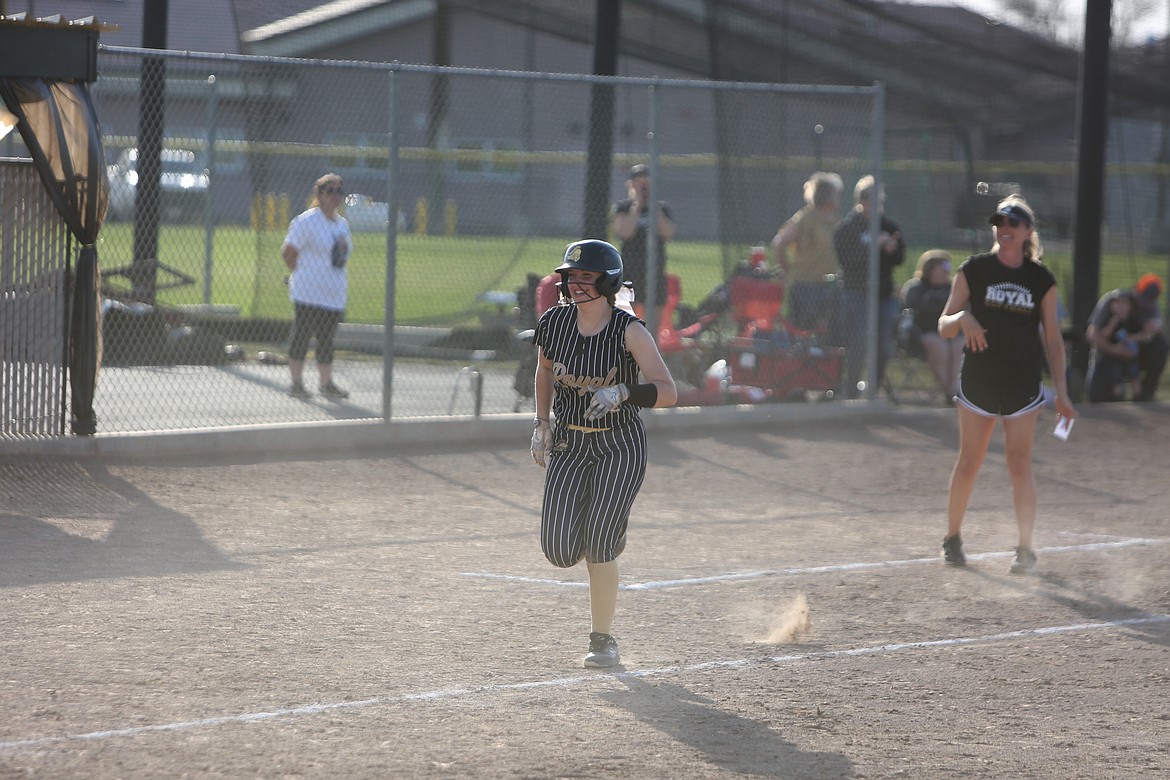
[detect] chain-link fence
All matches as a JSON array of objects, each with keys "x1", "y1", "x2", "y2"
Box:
[
  {"x1": 11, "y1": 43, "x2": 1166, "y2": 436},
  {"x1": 64, "y1": 46, "x2": 887, "y2": 434},
  {"x1": 1, "y1": 159, "x2": 71, "y2": 437}
]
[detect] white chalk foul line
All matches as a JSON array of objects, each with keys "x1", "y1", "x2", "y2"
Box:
[
  {"x1": 2, "y1": 613, "x2": 1167, "y2": 752},
  {"x1": 462, "y1": 537, "x2": 1167, "y2": 591}
]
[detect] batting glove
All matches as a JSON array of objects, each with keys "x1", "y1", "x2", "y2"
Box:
[
  {"x1": 531, "y1": 418, "x2": 552, "y2": 468},
  {"x1": 584, "y1": 383, "x2": 630, "y2": 421}
]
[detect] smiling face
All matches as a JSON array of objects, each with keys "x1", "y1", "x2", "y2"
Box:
[
  {"x1": 988, "y1": 200, "x2": 1036, "y2": 254},
  {"x1": 565, "y1": 268, "x2": 603, "y2": 302},
  {"x1": 992, "y1": 214, "x2": 1032, "y2": 249}
]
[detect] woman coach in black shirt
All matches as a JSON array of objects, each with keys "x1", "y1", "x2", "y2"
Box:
[{"x1": 937, "y1": 196, "x2": 1077, "y2": 574}]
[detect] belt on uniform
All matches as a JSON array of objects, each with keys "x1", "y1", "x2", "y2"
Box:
[{"x1": 565, "y1": 424, "x2": 610, "y2": 433}]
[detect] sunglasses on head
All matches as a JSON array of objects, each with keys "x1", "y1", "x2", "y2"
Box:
[
  {"x1": 991, "y1": 215, "x2": 1023, "y2": 228},
  {"x1": 321, "y1": 185, "x2": 344, "y2": 195}
]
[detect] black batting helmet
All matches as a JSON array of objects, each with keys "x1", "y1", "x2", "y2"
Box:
[{"x1": 556, "y1": 240, "x2": 624, "y2": 297}]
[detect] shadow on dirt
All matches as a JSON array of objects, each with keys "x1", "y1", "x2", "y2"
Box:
[
  {"x1": 967, "y1": 566, "x2": 1170, "y2": 649},
  {"x1": 600, "y1": 677, "x2": 853, "y2": 779},
  {"x1": 0, "y1": 461, "x2": 244, "y2": 587}
]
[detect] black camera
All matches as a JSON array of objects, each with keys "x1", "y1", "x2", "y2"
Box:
[{"x1": 331, "y1": 237, "x2": 349, "y2": 269}]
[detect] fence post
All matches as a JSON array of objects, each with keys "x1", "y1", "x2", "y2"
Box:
[
  {"x1": 473, "y1": 368, "x2": 483, "y2": 418},
  {"x1": 644, "y1": 79, "x2": 661, "y2": 338},
  {"x1": 383, "y1": 67, "x2": 400, "y2": 421},
  {"x1": 202, "y1": 73, "x2": 218, "y2": 305},
  {"x1": 864, "y1": 82, "x2": 885, "y2": 400},
  {"x1": 447, "y1": 366, "x2": 483, "y2": 417}
]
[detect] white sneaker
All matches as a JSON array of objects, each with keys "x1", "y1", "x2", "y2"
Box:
[{"x1": 1009, "y1": 546, "x2": 1037, "y2": 575}]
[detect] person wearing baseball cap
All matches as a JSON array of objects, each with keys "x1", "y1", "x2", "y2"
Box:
[
  {"x1": 936, "y1": 194, "x2": 1077, "y2": 575},
  {"x1": 1135, "y1": 272, "x2": 1164, "y2": 303},
  {"x1": 988, "y1": 201, "x2": 1033, "y2": 228},
  {"x1": 610, "y1": 163, "x2": 676, "y2": 324},
  {"x1": 1086, "y1": 272, "x2": 1168, "y2": 402}
]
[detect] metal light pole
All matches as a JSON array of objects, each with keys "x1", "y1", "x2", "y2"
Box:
[
  {"x1": 583, "y1": 0, "x2": 620, "y2": 240},
  {"x1": 1068, "y1": 0, "x2": 1112, "y2": 398}
]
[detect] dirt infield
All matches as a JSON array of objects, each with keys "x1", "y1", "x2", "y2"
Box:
[{"x1": 2, "y1": 403, "x2": 1168, "y2": 779}]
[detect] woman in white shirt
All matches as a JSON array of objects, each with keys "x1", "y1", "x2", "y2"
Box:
[{"x1": 281, "y1": 173, "x2": 353, "y2": 399}]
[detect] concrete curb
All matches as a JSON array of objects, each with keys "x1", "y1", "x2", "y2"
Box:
[{"x1": 0, "y1": 400, "x2": 921, "y2": 461}]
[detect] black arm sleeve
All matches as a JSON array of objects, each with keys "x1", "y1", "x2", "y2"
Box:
[{"x1": 627, "y1": 382, "x2": 659, "y2": 408}]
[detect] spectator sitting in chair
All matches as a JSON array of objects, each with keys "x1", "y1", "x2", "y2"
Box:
[
  {"x1": 1086, "y1": 274, "x2": 1168, "y2": 402},
  {"x1": 1094, "y1": 293, "x2": 1142, "y2": 400},
  {"x1": 901, "y1": 250, "x2": 963, "y2": 402}
]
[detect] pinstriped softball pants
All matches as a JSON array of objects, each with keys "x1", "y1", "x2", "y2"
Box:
[{"x1": 541, "y1": 420, "x2": 648, "y2": 568}]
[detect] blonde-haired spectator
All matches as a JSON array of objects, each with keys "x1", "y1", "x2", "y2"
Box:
[
  {"x1": 936, "y1": 195, "x2": 1076, "y2": 574},
  {"x1": 771, "y1": 171, "x2": 844, "y2": 333}
]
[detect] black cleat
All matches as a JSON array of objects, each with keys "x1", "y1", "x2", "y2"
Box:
[
  {"x1": 320, "y1": 381, "x2": 350, "y2": 400},
  {"x1": 583, "y1": 632, "x2": 621, "y2": 668},
  {"x1": 942, "y1": 534, "x2": 966, "y2": 566}
]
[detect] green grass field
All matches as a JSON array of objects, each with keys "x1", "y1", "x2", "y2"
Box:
[{"x1": 94, "y1": 223, "x2": 1167, "y2": 328}]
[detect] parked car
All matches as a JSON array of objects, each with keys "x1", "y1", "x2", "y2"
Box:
[
  {"x1": 342, "y1": 192, "x2": 405, "y2": 233},
  {"x1": 106, "y1": 147, "x2": 210, "y2": 222}
]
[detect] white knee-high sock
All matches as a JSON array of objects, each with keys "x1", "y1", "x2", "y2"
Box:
[{"x1": 586, "y1": 560, "x2": 619, "y2": 635}]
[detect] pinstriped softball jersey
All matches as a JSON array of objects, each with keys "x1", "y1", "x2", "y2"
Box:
[{"x1": 534, "y1": 303, "x2": 647, "y2": 567}]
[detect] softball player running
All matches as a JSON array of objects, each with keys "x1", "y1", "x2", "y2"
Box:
[
  {"x1": 938, "y1": 195, "x2": 1076, "y2": 574},
  {"x1": 531, "y1": 240, "x2": 677, "y2": 668}
]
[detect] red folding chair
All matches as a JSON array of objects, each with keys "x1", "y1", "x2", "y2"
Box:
[
  {"x1": 728, "y1": 274, "x2": 783, "y2": 336},
  {"x1": 725, "y1": 273, "x2": 842, "y2": 398},
  {"x1": 535, "y1": 273, "x2": 561, "y2": 316},
  {"x1": 653, "y1": 274, "x2": 687, "y2": 353}
]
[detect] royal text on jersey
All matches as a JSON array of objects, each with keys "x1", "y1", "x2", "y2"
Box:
[
  {"x1": 551, "y1": 363, "x2": 619, "y2": 396},
  {"x1": 984, "y1": 283, "x2": 1034, "y2": 313}
]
